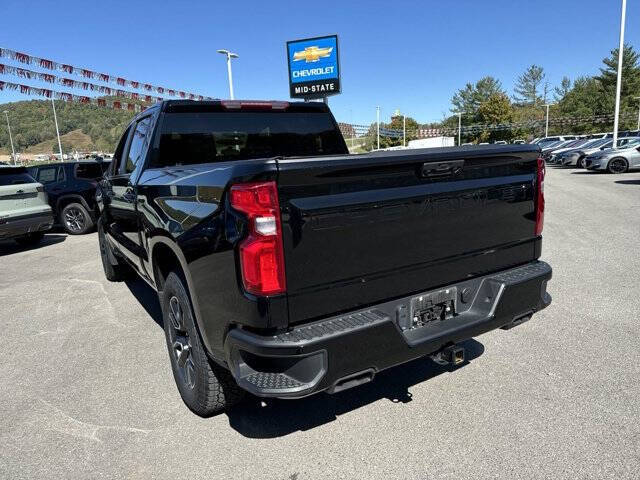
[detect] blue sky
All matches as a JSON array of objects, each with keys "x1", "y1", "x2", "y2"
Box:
[{"x1": 1, "y1": 0, "x2": 638, "y2": 125}]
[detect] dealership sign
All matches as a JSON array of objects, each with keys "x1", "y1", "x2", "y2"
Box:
[{"x1": 286, "y1": 35, "x2": 340, "y2": 99}]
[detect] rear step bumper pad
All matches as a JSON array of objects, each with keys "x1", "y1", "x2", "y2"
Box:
[{"x1": 224, "y1": 261, "x2": 552, "y2": 398}]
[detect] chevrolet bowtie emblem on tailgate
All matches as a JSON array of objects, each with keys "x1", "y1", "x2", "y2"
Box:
[{"x1": 293, "y1": 46, "x2": 333, "y2": 62}]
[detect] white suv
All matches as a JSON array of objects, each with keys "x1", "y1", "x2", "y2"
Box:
[{"x1": 0, "y1": 166, "x2": 54, "y2": 246}]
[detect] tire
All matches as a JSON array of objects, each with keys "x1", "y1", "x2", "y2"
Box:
[
  {"x1": 161, "y1": 271, "x2": 244, "y2": 416},
  {"x1": 576, "y1": 157, "x2": 585, "y2": 168},
  {"x1": 61, "y1": 202, "x2": 94, "y2": 235},
  {"x1": 98, "y1": 218, "x2": 129, "y2": 282},
  {"x1": 607, "y1": 157, "x2": 628, "y2": 174},
  {"x1": 14, "y1": 232, "x2": 44, "y2": 246}
]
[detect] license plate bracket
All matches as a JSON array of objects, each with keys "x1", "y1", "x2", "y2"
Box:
[{"x1": 409, "y1": 287, "x2": 457, "y2": 330}]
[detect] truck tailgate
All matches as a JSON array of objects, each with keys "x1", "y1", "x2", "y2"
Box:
[{"x1": 276, "y1": 145, "x2": 541, "y2": 324}]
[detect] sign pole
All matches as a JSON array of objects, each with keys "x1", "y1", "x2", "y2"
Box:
[
  {"x1": 376, "y1": 106, "x2": 380, "y2": 150},
  {"x1": 3, "y1": 111, "x2": 16, "y2": 164},
  {"x1": 51, "y1": 98, "x2": 64, "y2": 162},
  {"x1": 403, "y1": 115, "x2": 406, "y2": 147}
]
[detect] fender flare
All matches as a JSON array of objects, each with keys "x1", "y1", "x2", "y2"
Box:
[
  {"x1": 55, "y1": 194, "x2": 93, "y2": 216},
  {"x1": 147, "y1": 234, "x2": 215, "y2": 357}
]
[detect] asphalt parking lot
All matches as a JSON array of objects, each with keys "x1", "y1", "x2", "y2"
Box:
[{"x1": 1, "y1": 166, "x2": 639, "y2": 479}]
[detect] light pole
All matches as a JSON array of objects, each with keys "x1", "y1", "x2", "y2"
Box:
[
  {"x1": 3, "y1": 110, "x2": 16, "y2": 164},
  {"x1": 634, "y1": 96, "x2": 640, "y2": 131},
  {"x1": 457, "y1": 112, "x2": 462, "y2": 146},
  {"x1": 543, "y1": 103, "x2": 554, "y2": 137},
  {"x1": 51, "y1": 98, "x2": 64, "y2": 161},
  {"x1": 217, "y1": 49, "x2": 239, "y2": 100},
  {"x1": 403, "y1": 115, "x2": 406, "y2": 147},
  {"x1": 376, "y1": 106, "x2": 380, "y2": 150},
  {"x1": 613, "y1": 0, "x2": 627, "y2": 148}
]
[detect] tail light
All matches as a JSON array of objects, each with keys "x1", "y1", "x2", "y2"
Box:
[
  {"x1": 230, "y1": 181, "x2": 286, "y2": 295},
  {"x1": 535, "y1": 157, "x2": 545, "y2": 236}
]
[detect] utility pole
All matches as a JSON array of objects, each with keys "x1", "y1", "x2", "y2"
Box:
[
  {"x1": 635, "y1": 97, "x2": 640, "y2": 131},
  {"x1": 217, "y1": 49, "x2": 239, "y2": 100},
  {"x1": 51, "y1": 98, "x2": 64, "y2": 161},
  {"x1": 403, "y1": 115, "x2": 406, "y2": 147},
  {"x1": 376, "y1": 106, "x2": 380, "y2": 150},
  {"x1": 613, "y1": 0, "x2": 627, "y2": 148},
  {"x1": 543, "y1": 104, "x2": 554, "y2": 137},
  {"x1": 3, "y1": 110, "x2": 16, "y2": 164},
  {"x1": 457, "y1": 112, "x2": 462, "y2": 146}
]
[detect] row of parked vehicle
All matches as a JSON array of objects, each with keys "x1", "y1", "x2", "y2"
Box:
[
  {"x1": 532, "y1": 132, "x2": 640, "y2": 173},
  {"x1": 0, "y1": 159, "x2": 110, "y2": 246},
  {"x1": 1, "y1": 128, "x2": 636, "y2": 248}
]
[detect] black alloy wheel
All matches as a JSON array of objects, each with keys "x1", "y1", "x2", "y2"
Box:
[
  {"x1": 607, "y1": 158, "x2": 628, "y2": 174},
  {"x1": 161, "y1": 271, "x2": 244, "y2": 416},
  {"x1": 64, "y1": 206, "x2": 85, "y2": 232},
  {"x1": 167, "y1": 294, "x2": 197, "y2": 390},
  {"x1": 61, "y1": 202, "x2": 94, "y2": 235}
]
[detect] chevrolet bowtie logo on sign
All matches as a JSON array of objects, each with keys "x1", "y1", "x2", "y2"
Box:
[
  {"x1": 286, "y1": 35, "x2": 340, "y2": 100},
  {"x1": 293, "y1": 46, "x2": 334, "y2": 63}
]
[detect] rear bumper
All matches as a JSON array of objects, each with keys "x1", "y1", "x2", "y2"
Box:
[
  {"x1": 0, "y1": 210, "x2": 54, "y2": 240},
  {"x1": 225, "y1": 261, "x2": 552, "y2": 398}
]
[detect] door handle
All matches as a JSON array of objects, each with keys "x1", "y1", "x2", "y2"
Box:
[
  {"x1": 421, "y1": 160, "x2": 465, "y2": 178},
  {"x1": 123, "y1": 191, "x2": 136, "y2": 203},
  {"x1": 16, "y1": 189, "x2": 24, "y2": 194}
]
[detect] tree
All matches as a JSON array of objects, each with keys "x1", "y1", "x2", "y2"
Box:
[
  {"x1": 0, "y1": 98, "x2": 136, "y2": 154},
  {"x1": 51, "y1": 139, "x2": 72, "y2": 154},
  {"x1": 364, "y1": 115, "x2": 420, "y2": 150},
  {"x1": 595, "y1": 44, "x2": 640, "y2": 118},
  {"x1": 554, "y1": 77, "x2": 572, "y2": 101},
  {"x1": 543, "y1": 81, "x2": 550, "y2": 104},
  {"x1": 513, "y1": 65, "x2": 545, "y2": 105},
  {"x1": 451, "y1": 76, "x2": 504, "y2": 114},
  {"x1": 476, "y1": 93, "x2": 514, "y2": 142}
]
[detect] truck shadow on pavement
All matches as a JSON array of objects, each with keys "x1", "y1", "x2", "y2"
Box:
[
  {"x1": 226, "y1": 338, "x2": 484, "y2": 438},
  {"x1": 0, "y1": 233, "x2": 67, "y2": 256},
  {"x1": 614, "y1": 179, "x2": 640, "y2": 185},
  {"x1": 125, "y1": 276, "x2": 164, "y2": 328},
  {"x1": 123, "y1": 276, "x2": 485, "y2": 438}
]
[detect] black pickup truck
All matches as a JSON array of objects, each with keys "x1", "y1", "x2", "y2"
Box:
[{"x1": 97, "y1": 100, "x2": 551, "y2": 416}]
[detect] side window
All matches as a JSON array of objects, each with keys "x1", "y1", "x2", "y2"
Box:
[
  {"x1": 75, "y1": 163, "x2": 103, "y2": 180},
  {"x1": 111, "y1": 125, "x2": 132, "y2": 176},
  {"x1": 123, "y1": 116, "x2": 152, "y2": 175},
  {"x1": 37, "y1": 167, "x2": 58, "y2": 184}
]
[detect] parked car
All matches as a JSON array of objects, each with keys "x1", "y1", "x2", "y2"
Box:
[
  {"x1": 28, "y1": 160, "x2": 110, "y2": 234},
  {"x1": 0, "y1": 166, "x2": 53, "y2": 245},
  {"x1": 585, "y1": 141, "x2": 640, "y2": 173},
  {"x1": 546, "y1": 138, "x2": 602, "y2": 164},
  {"x1": 561, "y1": 137, "x2": 639, "y2": 167},
  {"x1": 97, "y1": 100, "x2": 552, "y2": 416},
  {"x1": 540, "y1": 140, "x2": 574, "y2": 160},
  {"x1": 536, "y1": 135, "x2": 578, "y2": 148},
  {"x1": 542, "y1": 139, "x2": 585, "y2": 163},
  {"x1": 512, "y1": 139, "x2": 526, "y2": 144}
]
